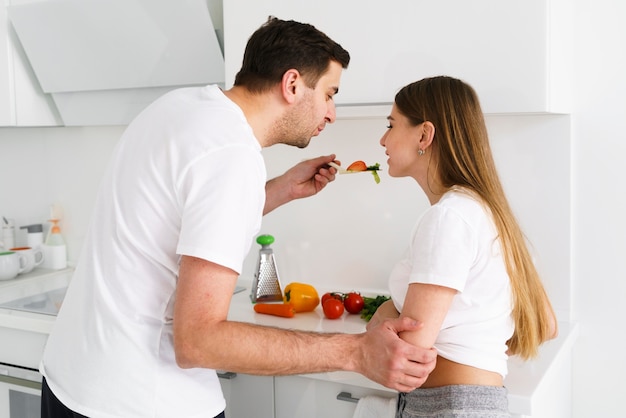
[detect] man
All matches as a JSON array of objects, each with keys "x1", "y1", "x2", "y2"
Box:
[{"x1": 40, "y1": 17, "x2": 436, "y2": 418}]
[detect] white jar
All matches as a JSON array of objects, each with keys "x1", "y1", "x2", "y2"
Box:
[{"x1": 21, "y1": 224, "x2": 44, "y2": 248}]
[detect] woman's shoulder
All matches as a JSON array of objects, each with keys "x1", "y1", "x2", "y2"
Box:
[
  {"x1": 437, "y1": 189, "x2": 484, "y2": 212},
  {"x1": 428, "y1": 189, "x2": 493, "y2": 231}
]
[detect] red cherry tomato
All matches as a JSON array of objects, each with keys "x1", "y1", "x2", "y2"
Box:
[
  {"x1": 343, "y1": 292, "x2": 364, "y2": 314},
  {"x1": 322, "y1": 298, "x2": 344, "y2": 319},
  {"x1": 321, "y1": 292, "x2": 343, "y2": 305}
]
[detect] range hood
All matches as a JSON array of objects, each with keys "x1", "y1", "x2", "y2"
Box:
[{"x1": 8, "y1": 0, "x2": 225, "y2": 126}]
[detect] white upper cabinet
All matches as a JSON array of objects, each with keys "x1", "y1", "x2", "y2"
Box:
[
  {"x1": 0, "y1": 3, "x2": 12, "y2": 126},
  {"x1": 1, "y1": 0, "x2": 62, "y2": 127},
  {"x1": 4, "y1": 0, "x2": 225, "y2": 126},
  {"x1": 224, "y1": 0, "x2": 572, "y2": 114}
]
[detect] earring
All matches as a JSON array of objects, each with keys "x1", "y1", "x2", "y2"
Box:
[{"x1": 418, "y1": 149, "x2": 425, "y2": 156}]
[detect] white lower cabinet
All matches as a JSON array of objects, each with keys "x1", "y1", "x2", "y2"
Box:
[
  {"x1": 218, "y1": 372, "x2": 395, "y2": 418},
  {"x1": 274, "y1": 375, "x2": 395, "y2": 418},
  {"x1": 218, "y1": 372, "x2": 274, "y2": 418}
]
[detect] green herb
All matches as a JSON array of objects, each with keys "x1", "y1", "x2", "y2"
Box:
[
  {"x1": 366, "y1": 163, "x2": 381, "y2": 184},
  {"x1": 360, "y1": 295, "x2": 391, "y2": 322}
]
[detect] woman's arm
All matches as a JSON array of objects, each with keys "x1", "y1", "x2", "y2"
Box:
[
  {"x1": 396, "y1": 283, "x2": 456, "y2": 349},
  {"x1": 545, "y1": 301, "x2": 559, "y2": 340},
  {"x1": 367, "y1": 283, "x2": 455, "y2": 350},
  {"x1": 366, "y1": 299, "x2": 399, "y2": 331}
]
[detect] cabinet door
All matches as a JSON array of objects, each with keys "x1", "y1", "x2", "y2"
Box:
[
  {"x1": 218, "y1": 372, "x2": 274, "y2": 418},
  {"x1": 224, "y1": 0, "x2": 571, "y2": 114},
  {"x1": 275, "y1": 375, "x2": 396, "y2": 418},
  {"x1": 0, "y1": 0, "x2": 62, "y2": 127},
  {"x1": 8, "y1": 0, "x2": 62, "y2": 126},
  {"x1": 0, "y1": 1, "x2": 14, "y2": 126}
]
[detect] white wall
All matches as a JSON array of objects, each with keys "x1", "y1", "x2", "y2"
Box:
[
  {"x1": 244, "y1": 115, "x2": 572, "y2": 321},
  {"x1": 0, "y1": 126, "x2": 123, "y2": 260},
  {"x1": 0, "y1": 1, "x2": 624, "y2": 416},
  {"x1": 571, "y1": 1, "x2": 626, "y2": 416}
]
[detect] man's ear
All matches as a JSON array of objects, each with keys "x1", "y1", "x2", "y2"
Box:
[
  {"x1": 281, "y1": 69, "x2": 300, "y2": 104},
  {"x1": 420, "y1": 121, "x2": 436, "y2": 150}
]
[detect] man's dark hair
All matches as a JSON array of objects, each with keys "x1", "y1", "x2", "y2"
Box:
[{"x1": 234, "y1": 16, "x2": 350, "y2": 93}]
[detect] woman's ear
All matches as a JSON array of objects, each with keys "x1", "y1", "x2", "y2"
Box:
[{"x1": 420, "y1": 121, "x2": 436, "y2": 150}]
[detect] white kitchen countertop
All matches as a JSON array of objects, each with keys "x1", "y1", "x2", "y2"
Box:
[
  {"x1": 228, "y1": 280, "x2": 580, "y2": 416},
  {"x1": 0, "y1": 272, "x2": 578, "y2": 415},
  {"x1": 0, "y1": 268, "x2": 73, "y2": 369},
  {"x1": 0, "y1": 268, "x2": 73, "y2": 333}
]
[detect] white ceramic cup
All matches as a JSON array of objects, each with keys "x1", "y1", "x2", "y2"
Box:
[
  {"x1": 9, "y1": 246, "x2": 44, "y2": 274},
  {"x1": 0, "y1": 251, "x2": 27, "y2": 280}
]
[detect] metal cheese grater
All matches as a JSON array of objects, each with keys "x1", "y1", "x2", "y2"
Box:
[{"x1": 250, "y1": 234, "x2": 283, "y2": 303}]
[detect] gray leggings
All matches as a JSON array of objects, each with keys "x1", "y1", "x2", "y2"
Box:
[{"x1": 396, "y1": 385, "x2": 511, "y2": 418}]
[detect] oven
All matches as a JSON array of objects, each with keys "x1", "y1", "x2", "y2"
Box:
[
  {"x1": 0, "y1": 270, "x2": 72, "y2": 418},
  {"x1": 0, "y1": 363, "x2": 42, "y2": 418}
]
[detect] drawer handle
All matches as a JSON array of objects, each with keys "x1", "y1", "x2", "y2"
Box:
[
  {"x1": 217, "y1": 371, "x2": 237, "y2": 380},
  {"x1": 336, "y1": 391, "x2": 359, "y2": 403}
]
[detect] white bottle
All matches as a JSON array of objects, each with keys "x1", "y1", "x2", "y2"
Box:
[
  {"x1": 41, "y1": 219, "x2": 67, "y2": 270},
  {"x1": 1, "y1": 218, "x2": 15, "y2": 250}
]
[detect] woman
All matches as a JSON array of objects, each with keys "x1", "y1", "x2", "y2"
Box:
[{"x1": 368, "y1": 76, "x2": 558, "y2": 417}]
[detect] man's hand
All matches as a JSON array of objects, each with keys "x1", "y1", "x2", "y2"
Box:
[
  {"x1": 366, "y1": 299, "x2": 400, "y2": 331},
  {"x1": 264, "y1": 154, "x2": 338, "y2": 214},
  {"x1": 355, "y1": 317, "x2": 437, "y2": 392},
  {"x1": 286, "y1": 154, "x2": 338, "y2": 199}
]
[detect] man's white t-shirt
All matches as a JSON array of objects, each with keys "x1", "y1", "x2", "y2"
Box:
[
  {"x1": 40, "y1": 85, "x2": 267, "y2": 418},
  {"x1": 388, "y1": 190, "x2": 514, "y2": 377}
]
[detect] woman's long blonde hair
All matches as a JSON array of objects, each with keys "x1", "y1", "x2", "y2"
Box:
[{"x1": 395, "y1": 76, "x2": 556, "y2": 359}]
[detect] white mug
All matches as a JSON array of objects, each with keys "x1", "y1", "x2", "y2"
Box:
[
  {"x1": 9, "y1": 246, "x2": 44, "y2": 274},
  {"x1": 0, "y1": 251, "x2": 27, "y2": 280}
]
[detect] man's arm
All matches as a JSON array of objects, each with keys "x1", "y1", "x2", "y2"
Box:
[
  {"x1": 264, "y1": 155, "x2": 337, "y2": 215},
  {"x1": 173, "y1": 255, "x2": 436, "y2": 393}
]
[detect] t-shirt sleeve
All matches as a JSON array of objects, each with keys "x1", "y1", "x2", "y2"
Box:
[
  {"x1": 176, "y1": 145, "x2": 266, "y2": 274},
  {"x1": 408, "y1": 205, "x2": 477, "y2": 292}
]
